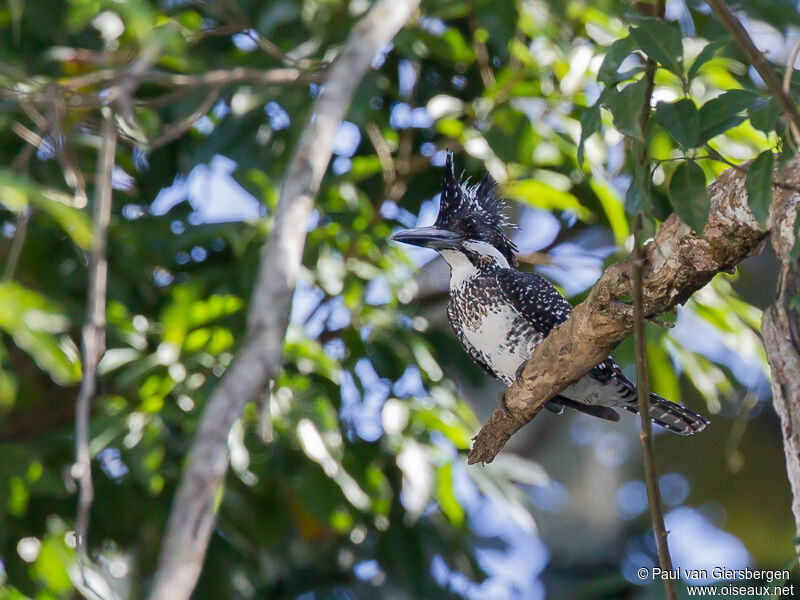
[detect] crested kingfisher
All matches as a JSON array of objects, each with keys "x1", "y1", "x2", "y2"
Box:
[{"x1": 391, "y1": 154, "x2": 708, "y2": 435}]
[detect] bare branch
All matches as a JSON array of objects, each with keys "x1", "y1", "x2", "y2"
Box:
[
  {"x1": 53, "y1": 66, "x2": 320, "y2": 93},
  {"x1": 366, "y1": 122, "x2": 397, "y2": 187},
  {"x1": 130, "y1": 66, "x2": 321, "y2": 89},
  {"x1": 3, "y1": 67, "x2": 322, "y2": 112},
  {"x1": 467, "y1": 157, "x2": 783, "y2": 465},
  {"x1": 784, "y1": 39, "x2": 800, "y2": 147},
  {"x1": 3, "y1": 114, "x2": 54, "y2": 282},
  {"x1": 2, "y1": 210, "x2": 30, "y2": 282},
  {"x1": 706, "y1": 0, "x2": 800, "y2": 135},
  {"x1": 147, "y1": 86, "x2": 222, "y2": 151},
  {"x1": 74, "y1": 109, "x2": 117, "y2": 595},
  {"x1": 146, "y1": 2, "x2": 421, "y2": 599},
  {"x1": 469, "y1": 16, "x2": 495, "y2": 88}
]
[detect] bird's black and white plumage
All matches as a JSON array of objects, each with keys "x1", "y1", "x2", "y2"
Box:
[{"x1": 392, "y1": 153, "x2": 709, "y2": 435}]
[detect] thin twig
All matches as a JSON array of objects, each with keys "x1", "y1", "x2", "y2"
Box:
[
  {"x1": 365, "y1": 122, "x2": 396, "y2": 186},
  {"x1": 249, "y1": 31, "x2": 319, "y2": 70},
  {"x1": 137, "y1": 85, "x2": 195, "y2": 108},
  {"x1": 632, "y1": 214, "x2": 677, "y2": 600},
  {"x1": 703, "y1": 145, "x2": 800, "y2": 192},
  {"x1": 469, "y1": 16, "x2": 495, "y2": 88},
  {"x1": 2, "y1": 210, "x2": 30, "y2": 282},
  {"x1": 184, "y1": 22, "x2": 316, "y2": 69},
  {"x1": 256, "y1": 383, "x2": 274, "y2": 445},
  {"x1": 783, "y1": 38, "x2": 800, "y2": 148},
  {"x1": 706, "y1": 0, "x2": 800, "y2": 135},
  {"x1": 148, "y1": 86, "x2": 222, "y2": 151},
  {"x1": 3, "y1": 67, "x2": 322, "y2": 112},
  {"x1": 74, "y1": 109, "x2": 117, "y2": 595},
  {"x1": 3, "y1": 116, "x2": 53, "y2": 281},
  {"x1": 57, "y1": 66, "x2": 319, "y2": 92},
  {"x1": 18, "y1": 97, "x2": 49, "y2": 130},
  {"x1": 50, "y1": 99, "x2": 89, "y2": 208},
  {"x1": 10, "y1": 121, "x2": 45, "y2": 153}
]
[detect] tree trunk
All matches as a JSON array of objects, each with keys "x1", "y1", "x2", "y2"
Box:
[{"x1": 763, "y1": 168, "x2": 800, "y2": 555}]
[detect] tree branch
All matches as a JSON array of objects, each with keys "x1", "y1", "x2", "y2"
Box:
[
  {"x1": 3, "y1": 67, "x2": 321, "y2": 111},
  {"x1": 467, "y1": 157, "x2": 788, "y2": 465},
  {"x1": 706, "y1": 0, "x2": 800, "y2": 135},
  {"x1": 146, "y1": 2, "x2": 420, "y2": 599},
  {"x1": 147, "y1": 85, "x2": 222, "y2": 151},
  {"x1": 74, "y1": 109, "x2": 117, "y2": 594},
  {"x1": 58, "y1": 66, "x2": 319, "y2": 93}
]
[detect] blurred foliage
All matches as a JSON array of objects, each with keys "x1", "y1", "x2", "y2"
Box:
[{"x1": 0, "y1": 0, "x2": 797, "y2": 598}]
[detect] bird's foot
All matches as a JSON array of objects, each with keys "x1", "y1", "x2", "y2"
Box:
[
  {"x1": 496, "y1": 364, "x2": 528, "y2": 420},
  {"x1": 514, "y1": 362, "x2": 527, "y2": 383},
  {"x1": 496, "y1": 390, "x2": 514, "y2": 420}
]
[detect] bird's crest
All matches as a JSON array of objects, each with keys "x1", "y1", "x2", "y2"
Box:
[{"x1": 434, "y1": 152, "x2": 518, "y2": 265}]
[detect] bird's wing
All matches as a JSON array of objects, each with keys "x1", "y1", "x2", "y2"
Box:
[
  {"x1": 495, "y1": 269, "x2": 573, "y2": 336},
  {"x1": 497, "y1": 269, "x2": 635, "y2": 386},
  {"x1": 446, "y1": 299, "x2": 498, "y2": 379}
]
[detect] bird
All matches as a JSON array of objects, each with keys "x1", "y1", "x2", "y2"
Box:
[{"x1": 391, "y1": 153, "x2": 709, "y2": 435}]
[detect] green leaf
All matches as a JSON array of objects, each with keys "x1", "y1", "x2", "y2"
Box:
[
  {"x1": 601, "y1": 78, "x2": 647, "y2": 138},
  {"x1": 0, "y1": 169, "x2": 92, "y2": 249},
  {"x1": 654, "y1": 99, "x2": 700, "y2": 149},
  {"x1": 749, "y1": 97, "x2": 782, "y2": 134},
  {"x1": 668, "y1": 161, "x2": 710, "y2": 233},
  {"x1": 0, "y1": 282, "x2": 80, "y2": 385},
  {"x1": 598, "y1": 36, "x2": 637, "y2": 84},
  {"x1": 577, "y1": 103, "x2": 601, "y2": 166},
  {"x1": 745, "y1": 150, "x2": 774, "y2": 226},
  {"x1": 590, "y1": 177, "x2": 629, "y2": 247},
  {"x1": 625, "y1": 158, "x2": 652, "y2": 215},
  {"x1": 33, "y1": 536, "x2": 73, "y2": 593},
  {"x1": 435, "y1": 463, "x2": 464, "y2": 526},
  {"x1": 503, "y1": 179, "x2": 591, "y2": 219},
  {"x1": 629, "y1": 19, "x2": 684, "y2": 77},
  {"x1": 688, "y1": 35, "x2": 732, "y2": 81},
  {"x1": 35, "y1": 194, "x2": 92, "y2": 249},
  {"x1": 648, "y1": 342, "x2": 681, "y2": 404},
  {"x1": 698, "y1": 89, "x2": 758, "y2": 142}
]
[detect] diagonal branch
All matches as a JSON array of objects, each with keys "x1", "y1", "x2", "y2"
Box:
[
  {"x1": 146, "y1": 2, "x2": 420, "y2": 599},
  {"x1": 147, "y1": 85, "x2": 222, "y2": 151},
  {"x1": 467, "y1": 157, "x2": 800, "y2": 465},
  {"x1": 706, "y1": 0, "x2": 800, "y2": 135}
]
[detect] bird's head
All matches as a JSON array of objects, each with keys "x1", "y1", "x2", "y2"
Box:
[{"x1": 391, "y1": 153, "x2": 518, "y2": 269}]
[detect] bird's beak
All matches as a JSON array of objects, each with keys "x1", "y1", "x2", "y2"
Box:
[{"x1": 390, "y1": 227, "x2": 462, "y2": 250}]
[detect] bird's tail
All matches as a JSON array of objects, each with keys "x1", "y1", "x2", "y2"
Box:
[{"x1": 625, "y1": 393, "x2": 709, "y2": 436}]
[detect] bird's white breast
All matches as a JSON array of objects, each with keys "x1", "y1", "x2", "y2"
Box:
[{"x1": 459, "y1": 302, "x2": 539, "y2": 385}]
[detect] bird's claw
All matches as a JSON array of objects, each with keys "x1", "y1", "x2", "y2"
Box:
[
  {"x1": 494, "y1": 364, "x2": 527, "y2": 421},
  {"x1": 514, "y1": 362, "x2": 526, "y2": 383},
  {"x1": 496, "y1": 390, "x2": 514, "y2": 420}
]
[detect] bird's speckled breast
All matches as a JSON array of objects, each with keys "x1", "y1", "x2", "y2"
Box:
[{"x1": 448, "y1": 275, "x2": 542, "y2": 385}]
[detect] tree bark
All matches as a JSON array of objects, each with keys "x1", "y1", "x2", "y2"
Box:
[
  {"x1": 146, "y1": 2, "x2": 420, "y2": 599},
  {"x1": 468, "y1": 157, "x2": 799, "y2": 464},
  {"x1": 762, "y1": 165, "x2": 800, "y2": 555}
]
